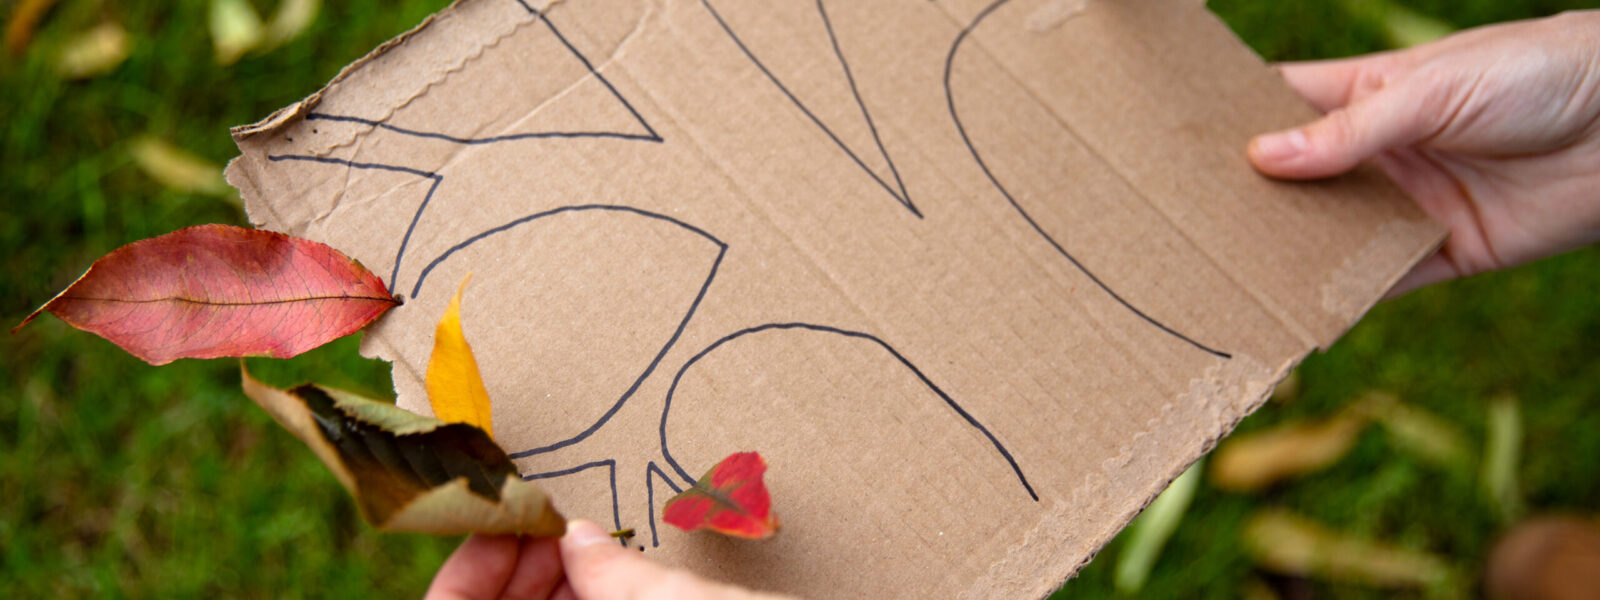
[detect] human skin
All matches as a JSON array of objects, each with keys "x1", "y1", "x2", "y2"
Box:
[
  {"x1": 425, "y1": 520, "x2": 791, "y2": 600},
  {"x1": 1249, "y1": 10, "x2": 1600, "y2": 296}
]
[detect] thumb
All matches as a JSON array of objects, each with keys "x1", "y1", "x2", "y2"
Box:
[
  {"x1": 559, "y1": 520, "x2": 732, "y2": 600},
  {"x1": 1249, "y1": 76, "x2": 1439, "y2": 180}
]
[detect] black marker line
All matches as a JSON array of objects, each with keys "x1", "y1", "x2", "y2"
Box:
[
  {"x1": 698, "y1": 0, "x2": 921, "y2": 218},
  {"x1": 941, "y1": 0, "x2": 1231, "y2": 360},
  {"x1": 518, "y1": 0, "x2": 662, "y2": 142},
  {"x1": 644, "y1": 461, "x2": 682, "y2": 548},
  {"x1": 815, "y1": 0, "x2": 914, "y2": 215},
  {"x1": 658, "y1": 322, "x2": 1037, "y2": 501},
  {"x1": 299, "y1": 0, "x2": 664, "y2": 148},
  {"x1": 524, "y1": 459, "x2": 623, "y2": 545},
  {"x1": 304, "y1": 114, "x2": 662, "y2": 145},
  {"x1": 266, "y1": 154, "x2": 442, "y2": 289},
  {"x1": 410, "y1": 205, "x2": 726, "y2": 460}
]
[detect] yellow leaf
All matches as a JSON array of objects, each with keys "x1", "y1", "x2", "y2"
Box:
[
  {"x1": 426, "y1": 274, "x2": 494, "y2": 439},
  {"x1": 56, "y1": 22, "x2": 129, "y2": 79},
  {"x1": 1242, "y1": 509, "x2": 1454, "y2": 590}
]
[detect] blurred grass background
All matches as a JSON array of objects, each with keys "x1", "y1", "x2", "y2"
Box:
[{"x1": 1, "y1": 0, "x2": 1595, "y2": 597}]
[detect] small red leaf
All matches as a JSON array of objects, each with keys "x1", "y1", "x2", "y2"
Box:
[
  {"x1": 15, "y1": 224, "x2": 398, "y2": 364},
  {"x1": 663, "y1": 451, "x2": 779, "y2": 539}
]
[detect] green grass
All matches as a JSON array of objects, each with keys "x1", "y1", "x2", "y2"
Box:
[{"x1": 3, "y1": 0, "x2": 1596, "y2": 597}]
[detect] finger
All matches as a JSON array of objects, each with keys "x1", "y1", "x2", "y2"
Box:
[
  {"x1": 560, "y1": 520, "x2": 679, "y2": 599},
  {"x1": 1383, "y1": 251, "x2": 1460, "y2": 299},
  {"x1": 1249, "y1": 77, "x2": 1441, "y2": 180},
  {"x1": 1276, "y1": 56, "x2": 1379, "y2": 112},
  {"x1": 500, "y1": 535, "x2": 564, "y2": 600},
  {"x1": 426, "y1": 535, "x2": 520, "y2": 600}
]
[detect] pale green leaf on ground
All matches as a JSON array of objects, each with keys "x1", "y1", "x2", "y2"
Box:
[
  {"x1": 1482, "y1": 395, "x2": 1524, "y2": 522},
  {"x1": 240, "y1": 366, "x2": 564, "y2": 536},
  {"x1": 56, "y1": 22, "x2": 129, "y2": 79},
  {"x1": 1356, "y1": 392, "x2": 1470, "y2": 469},
  {"x1": 1114, "y1": 460, "x2": 1202, "y2": 595},
  {"x1": 1211, "y1": 409, "x2": 1367, "y2": 492},
  {"x1": 209, "y1": 0, "x2": 262, "y2": 65},
  {"x1": 1243, "y1": 509, "x2": 1454, "y2": 589},
  {"x1": 129, "y1": 136, "x2": 238, "y2": 201},
  {"x1": 259, "y1": 0, "x2": 319, "y2": 52}
]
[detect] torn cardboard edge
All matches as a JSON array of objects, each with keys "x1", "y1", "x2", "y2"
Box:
[{"x1": 226, "y1": 0, "x2": 1446, "y2": 597}]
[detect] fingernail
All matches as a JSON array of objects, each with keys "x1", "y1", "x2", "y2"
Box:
[
  {"x1": 565, "y1": 519, "x2": 610, "y2": 548},
  {"x1": 1252, "y1": 129, "x2": 1307, "y2": 162}
]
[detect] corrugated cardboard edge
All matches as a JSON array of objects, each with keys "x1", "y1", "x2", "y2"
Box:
[
  {"x1": 965, "y1": 218, "x2": 1443, "y2": 598},
  {"x1": 963, "y1": 353, "x2": 1286, "y2": 599},
  {"x1": 225, "y1": 0, "x2": 561, "y2": 230},
  {"x1": 229, "y1": 0, "x2": 466, "y2": 143},
  {"x1": 1316, "y1": 217, "x2": 1446, "y2": 347}
]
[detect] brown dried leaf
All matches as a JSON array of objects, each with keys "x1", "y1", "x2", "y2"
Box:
[
  {"x1": 240, "y1": 366, "x2": 565, "y2": 536},
  {"x1": 1211, "y1": 410, "x2": 1367, "y2": 492}
]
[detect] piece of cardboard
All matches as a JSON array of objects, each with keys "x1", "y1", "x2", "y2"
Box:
[{"x1": 226, "y1": 0, "x2": 1445, "y2": 596}]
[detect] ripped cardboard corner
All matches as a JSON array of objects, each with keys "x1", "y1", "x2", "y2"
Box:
[{"x1": 226, "y1": 0, "x2": 1444, "y2": 597}]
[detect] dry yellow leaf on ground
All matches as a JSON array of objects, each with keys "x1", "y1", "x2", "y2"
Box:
[
  {"x1": 426, "y1": 274, "x2": 494, "y2": 439},
  {"x1": 1211, "y1": 410, "x2": 1367, "y2": 492},
  {"x1": 56, "y1": 22, "x2": 129, "y2": 79}
]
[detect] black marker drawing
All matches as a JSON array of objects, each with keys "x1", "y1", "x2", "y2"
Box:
[
  {"x1": 259, "y1": 0, "x2": 1247, "y2": 556},
  {"x1": 411, "y1": 205, "x2": 724, "y2": 454},
  {"x1": 265, "y1": 154, "x2": 442, "y2": 289},
  {"x1": 644, "y1": 462, "x2": 683, "y2": 548},
  {"x1": 657, "y1": 322, "x2": 1039, "y2": 501},
  {"x1": 403, "y1": 207, "x2": 1036, "y2": 547},
  {"x1": 698, "y1": 0, "x2": 918, "y2": 217},
  {"x1": 306, "y1": 1, "x2": 662, "y2": 146},
  {"x1": 943, "y1": 0, "x2": 1231, "y2": 359},
  {"x1": 523, "y1": 459, "x2": 624, "y2": 546}
]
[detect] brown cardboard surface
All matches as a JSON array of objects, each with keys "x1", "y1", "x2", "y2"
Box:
[{"x1": 226, "y1": 0, "x2": 1445, "y2": 597}]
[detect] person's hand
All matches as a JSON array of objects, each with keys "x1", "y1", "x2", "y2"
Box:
[
  {"x1": 424, "y1": 520, "x2": 791, "y2": 600},
  {"x1": 1248, "y1": 10, "x2": 1600, "y2": 296}
]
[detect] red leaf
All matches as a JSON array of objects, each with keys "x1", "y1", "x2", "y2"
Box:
[
  {"x1": 15, "y1": 224, "x2": 398, "y2": 364},
  {"x1": 663, "y1": 451, "x2": 779, "y2": 539}
]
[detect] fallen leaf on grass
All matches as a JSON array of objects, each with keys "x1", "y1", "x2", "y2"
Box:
[
  {"x1": 56, "y1": 21, "x2": 129, "y2": 79},
  {"x1": 1115, "y1": 459, "x2": 1202, "y2": 595},
  {"x1": 258, "y1": 0, "x2": 318, "y2": 52},
  {"x1": 664, "y1": 451, "x2": 779, "y2": 539},
  {"x1": 241, "y1": 366, "x2": 565, "y2": 535},
  {"x1": 1211, "y1": 410, "x2": 1367, "y2": 492},
  {"x1": 1242, "y1": 509, "x2": 1452, "y2": 589},
  {"x1": 129, "y1": 136, "x2": 237, "y2": 199},
  {"x1": 209, "y1": 0, "x2": 262, "y2": 65},
  {"x1": 1354, "y1": 392, "x2": 1469, "y2": 469},
  {"x1": 15, "y1": 224, "x2": 398, "y2": 365},
  {"x1": 4, "y1": 0, "x2": 58, "y2": 56},
  {"x1": 426, "y1": 274, "x2": 494, "y2": 438},
  {"x1": 1482, "y1": 395, "x2": 1523, "y2": 522}
]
